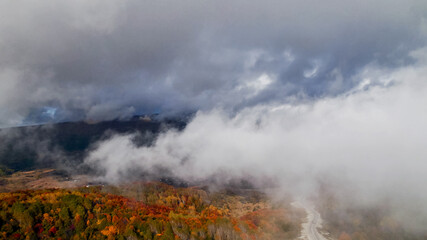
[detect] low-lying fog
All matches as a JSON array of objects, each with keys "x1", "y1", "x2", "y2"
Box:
[{"x1": 86, "y1": 48, "x2": 427, "y2": 233}]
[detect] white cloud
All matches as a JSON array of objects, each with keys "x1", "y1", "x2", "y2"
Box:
[
  {"x1": 0, "y1": 0, "x2": 426, "y2": 126},
  {"x1": 86, "y1": 48, "x2": 427, "y2": 231}
]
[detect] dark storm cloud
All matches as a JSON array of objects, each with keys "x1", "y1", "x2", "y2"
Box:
[{"x1": 0, "y1": 0, "x2": 426, "y2": 126}]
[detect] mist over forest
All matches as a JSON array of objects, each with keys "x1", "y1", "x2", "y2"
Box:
[{"x1": 1, "y1": 1, "x2": 427, "y2": 239}]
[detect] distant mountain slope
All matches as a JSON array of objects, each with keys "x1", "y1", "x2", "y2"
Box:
[{"x1": 0, "y1": 117, "x2": 187, "y2": 173}]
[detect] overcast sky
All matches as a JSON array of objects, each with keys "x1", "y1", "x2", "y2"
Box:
[
  {"x1": 3, "y1": 1, "x2": 427, "y2": 232},
  {"x1": 1, "y1": 0, "x2": 426, "y2": 126}
]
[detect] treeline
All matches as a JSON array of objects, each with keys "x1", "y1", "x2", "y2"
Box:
[{"x1": 0, "y1": 183, "x2": 294, "y2": 239}]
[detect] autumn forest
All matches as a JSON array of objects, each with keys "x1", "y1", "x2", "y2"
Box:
[{"x1": 0, "y1": 181, "x2": 301, "y2": 240}]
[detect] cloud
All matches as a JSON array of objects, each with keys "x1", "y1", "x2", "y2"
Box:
[
  {"x1": 0, "y1": 0, "x2": 426, "y2": 126},
  {"x1": 86, "y1": 47, "x2": 427, "y2": 232},
  {"x1": 2, "y1": 0, "x2": 426, "y2": 232}
]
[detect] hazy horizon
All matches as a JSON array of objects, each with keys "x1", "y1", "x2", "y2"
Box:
[{"x1": 1, "y1": 0, "x2": 427, "y2": 237}]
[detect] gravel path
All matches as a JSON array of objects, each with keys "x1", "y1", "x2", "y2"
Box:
[{"x1": 292, "y1": 201, "x2": 330, "y2": 240}]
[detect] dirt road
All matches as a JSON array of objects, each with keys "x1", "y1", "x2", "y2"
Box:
[{"x1": 292, "y1": 201, "x2": 330, "y2": 240}]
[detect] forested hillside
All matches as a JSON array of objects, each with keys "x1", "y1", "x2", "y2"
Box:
[{"x1": 0, "y1": 182, "x2": 301, "y2": 239}]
